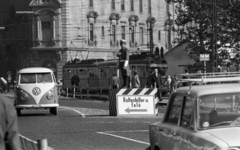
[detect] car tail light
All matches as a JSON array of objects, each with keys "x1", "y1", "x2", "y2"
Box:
[
  {"x1": 20, "y1": 90, "x2": 28, "y2": 100},
  {"x1": 47, "y1": 89, "x2": 53, "y2": 100}
]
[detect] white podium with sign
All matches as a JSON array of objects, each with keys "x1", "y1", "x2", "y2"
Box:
[{"x1": 116, "y1": 88, "x2": 159, "y2": 116}]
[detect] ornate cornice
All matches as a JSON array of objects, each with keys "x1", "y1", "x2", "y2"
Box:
[
  {"x1": 109, "y1": 13, "x2": 121, "y2": 20},
  {"x1": 128, "y1": 15, "x2": 139, "y2": 22},
  {"x1": 87, "y1": 11, "x2": 99, "y2": 19}
]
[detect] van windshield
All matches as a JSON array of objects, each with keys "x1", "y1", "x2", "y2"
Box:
[{"x1": 20, "y1": 73, "x2": 53, "y2": 84}]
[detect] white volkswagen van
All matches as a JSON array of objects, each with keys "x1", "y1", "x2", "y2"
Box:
[{"x1": 14, "y1": 67, "x2": 59, "y2": 115}]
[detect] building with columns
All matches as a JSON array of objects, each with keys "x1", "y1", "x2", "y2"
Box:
[{"x1": 0, "y1": 0, "x2": 177, "y2": 80}]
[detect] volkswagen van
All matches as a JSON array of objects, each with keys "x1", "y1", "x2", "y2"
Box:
[
  {"x1": 149, "y1": 72, "x2": 240, "y2": 150},
  {"x1": 14, "y1": 67, "x2": 59, "y2": 115}
]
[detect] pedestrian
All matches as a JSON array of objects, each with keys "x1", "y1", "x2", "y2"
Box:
[
  {"x1": 132, "y1": 70, "x2": 140, "y2": 88},
  {"x1": 164, "y1": 75, "x2": 172, "y2": 90},
  {"x1": 0, "y1": 77, "x2": 7, "y2": 94},
  {"x1": 111, "y1": 73, "x2": 120, "y2": 89},
  {"x1": 151, "y1": 68, "x2": 163, "y2": 100},
  {"x1": 0, "y1": 94, "x2": 22, "y2": 150},
  {"x1": 71, "y1": 73, "x2": 80, "y2": 91},
  {"x1": 116, "y1": 39, "x2": 130, "y2": 88},
  {"x1": 145, "y1": 69, "x2": 153, "y2": 88}
]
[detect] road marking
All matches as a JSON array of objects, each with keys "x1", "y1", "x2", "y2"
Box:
[
  {"x1": 59, "y1": 106, "x2": 86, "y2": 118},
  {"x1": 97, "y1": 130, "x2": 149, "y2": 145}
]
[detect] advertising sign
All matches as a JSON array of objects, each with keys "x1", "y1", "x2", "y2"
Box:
[{"x1": 200, "y1": 54, "x2": 210, "y2": 61}]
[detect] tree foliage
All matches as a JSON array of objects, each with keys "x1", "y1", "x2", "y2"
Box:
[{"x1": 169, "y1": 0, "x2": 240, "y2": 66}]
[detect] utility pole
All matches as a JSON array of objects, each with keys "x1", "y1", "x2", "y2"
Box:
[
  {"x1": 149, "y1": 0, "x2": 153, "y2": 53},
  {"x1": 212, "y1": 0, "x2": 217, "y2": 71}
]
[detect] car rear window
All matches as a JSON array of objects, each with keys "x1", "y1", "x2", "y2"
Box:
[{"x1": 198, "y1": 93, "x2": 240, "y2": 129}]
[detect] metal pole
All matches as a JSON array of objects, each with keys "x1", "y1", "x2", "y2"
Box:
[{"x1": 149, "y1": 0, "x2": 153, "y2": 53}]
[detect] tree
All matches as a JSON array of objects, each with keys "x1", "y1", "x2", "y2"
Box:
[{"x1": 168, "y1": 0, "x2": 240, "y2": 70}]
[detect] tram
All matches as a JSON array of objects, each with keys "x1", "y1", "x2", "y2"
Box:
[{"x1": 62, "y1": 53, "x2": 168, "y2": 89}]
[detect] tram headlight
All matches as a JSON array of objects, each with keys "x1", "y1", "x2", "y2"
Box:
[
  {"x1": 47, "y1": 89, "x2": 53, "y2": 100},
  {"x1": 20, "y1": 90, "x2": 28, "y2": 100}
]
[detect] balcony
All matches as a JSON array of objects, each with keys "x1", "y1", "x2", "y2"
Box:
[
  {"x1": 33, "y1": 39, "x2": 61, "y2": 48},
  {"x1": 110, "y1": 40, "x2": 119, "y2": 47}
]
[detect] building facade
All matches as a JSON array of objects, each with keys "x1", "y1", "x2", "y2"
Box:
[{"x1": 0, "y1": 0, "x2": 176, "y2": 80}]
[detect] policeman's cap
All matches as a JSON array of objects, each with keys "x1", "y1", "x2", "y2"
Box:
[{"x1": 120, "y1": 39, "x2": 127, "y2": 44}]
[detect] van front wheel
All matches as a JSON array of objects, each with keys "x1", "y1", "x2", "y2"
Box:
[{"x1": 50, "y1": 107, "x2": 58, "y2": 115}]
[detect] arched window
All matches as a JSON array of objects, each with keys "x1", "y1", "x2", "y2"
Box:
[
  {"x1": 130, "y1": 0, "x2": 134, "y2": 11},
  {"x1": 90, "y1": 23, "x2": 94, "y2": 41},
  {"x1": 111, "y1": 0, "x2": 115, "y2": 10},
  {"x1": 101, "y1": 26, "x2": 105, "y2": 38},
  {"x1": 158, "y1": 31, "x2": 161, "y2": 41},
  {"x1": 121, "y1": 0, "x2": 125, "y2": 11}
]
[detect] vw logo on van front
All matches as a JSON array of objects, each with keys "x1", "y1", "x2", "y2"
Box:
[{"x1": 32, "y1": 87, "x2": 41, "y2": 96}]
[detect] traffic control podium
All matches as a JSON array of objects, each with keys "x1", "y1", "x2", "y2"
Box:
[{"x1": 109, "y1": 88, "x2": 159, "y2": 116}]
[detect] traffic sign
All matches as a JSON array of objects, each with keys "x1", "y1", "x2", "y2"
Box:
[
  {"x1": 200, "y1": 54, "x2": 210, "y2": 61},
  {"x1": 116, "y1": 88, "x2": 159, "y2": 116}
]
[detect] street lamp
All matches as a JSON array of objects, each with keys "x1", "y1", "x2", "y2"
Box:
[{"x1": 0, "y1": 27, "x2": 5, "y2": 77}]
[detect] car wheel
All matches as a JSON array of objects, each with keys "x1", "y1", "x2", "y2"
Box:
[
  {"x1": 50, "y1": 107, "x2": 58, "y2": 115},
  {"x1": 16, "y1": 109, "x2": 21, "y2": 116}
]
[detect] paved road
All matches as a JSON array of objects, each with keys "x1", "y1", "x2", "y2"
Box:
[{"x1": 3, "y1": 93, "x2": 166, "y2": 150}]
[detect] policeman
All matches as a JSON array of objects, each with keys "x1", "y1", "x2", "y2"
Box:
[{"x1": 117, "y1": 39, "x2": 130, "y2": 88}]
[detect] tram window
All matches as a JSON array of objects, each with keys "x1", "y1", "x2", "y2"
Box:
[
  {"x1": 89, "y1": 69, "x2": 98, "y2": 78},
  {"x1": 109, "y1": 67, "x2": 115, "y2": 77},
  {"x1": 99, "y1": 68, "x2": 109, "y2": 78},
  {"x1": 79, "y1": 69, "x2": 88, "y2": 78}
]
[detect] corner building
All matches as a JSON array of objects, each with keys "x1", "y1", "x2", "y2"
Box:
[{"x1": 0, "y1": 0, "x2": 175, "y2": 80}]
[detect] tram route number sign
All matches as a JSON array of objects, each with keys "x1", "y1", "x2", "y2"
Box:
[
  {"x1": 200, "y1": 54, "x2": 209, "y2": 61},
  {"x1": 116, "y1": 95, "x2": 157, "y2": 116}
]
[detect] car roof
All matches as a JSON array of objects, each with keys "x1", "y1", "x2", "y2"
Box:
[
  {"x1": 175, "y1": 83, "x2": 240, "y2": 97},
  {"x1": 18, "y1": 67, "x2": 53, "y2": 73}
]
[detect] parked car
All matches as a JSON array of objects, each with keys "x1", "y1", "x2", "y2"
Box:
[{"x1": 148, "y1": 72, "x2": 240, "y2": 150}]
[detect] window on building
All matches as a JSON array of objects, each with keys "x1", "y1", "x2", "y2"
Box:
[
  {"x1": 42, "y1": 0, "x2": 50, "y2": 2},
  {"x1": 139, "y1": 0, "x2": 143, "y2": 13},
  {"x1": 121, "y1": 26, "x2": 125, "y2": 39},
  {"x1": 131, "y1": 26, "x2": 134, "y2": 42},
  {"x1": 139, "y1": 27, "x2": 144, "y2": 45},
  {"x1": 158, "y1": 31, "x2": 161, "y2": 41},
  {"x1": 101, "y1": 26, "x2": 105, "y2": 38},
  {"x1": 42, "y1": 21, "x2": 52, "y2": 40},
  {"x1": 89, "y1": 0, "x2": 93, "y2": 7},
  {"x1": 148, "y1": 0, "x2": 151, "y2": 13},
  {"x1": 121, "y1": 0, "x2": 125, "y2": 11},
  {"x1": 112, "y1": 25, "x2": 116, "y2": 42},
  {"x1": 112, "y1": 0, "x2": 115, "y2": 10},
  {"x1": 130, "y1": 0, "x2": 134, "y2": 11},
  {"x1": 90, "y1": 23, "x2": 94, "y2": 41}
]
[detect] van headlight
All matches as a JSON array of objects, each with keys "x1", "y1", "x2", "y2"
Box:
[
  {"x1": 20, "y1": 90, "x2": 28, "y2": 100},
  {"x1": 47, "y1": 89, "x2": 53, "y2": 100}
]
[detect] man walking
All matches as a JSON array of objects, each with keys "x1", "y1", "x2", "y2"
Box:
[
  {"x1": 117, "y1": 39, "x2": 130, "y2": 88},
  {"x1": 151, "y1": 68, "x2": 163, "y2": 100},
  {"x1": 111, "y1": 73, "x2": 120, "y2": 89}
]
